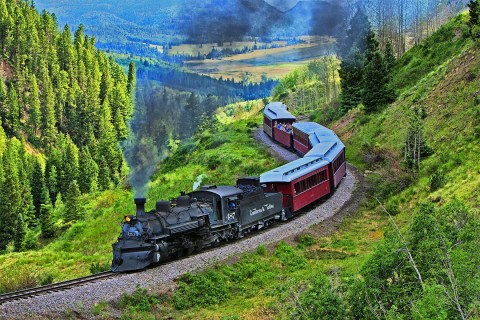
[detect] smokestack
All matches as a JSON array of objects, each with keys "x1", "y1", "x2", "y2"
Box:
[{"x1": 134, "y1": 198, "x2": 146, "y2": 216}]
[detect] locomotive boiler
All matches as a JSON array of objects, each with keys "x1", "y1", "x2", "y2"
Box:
[{"x1": 111, "y1": 177, "x2": 283, "y2": 272}]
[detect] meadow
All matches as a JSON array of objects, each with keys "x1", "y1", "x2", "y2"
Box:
[{"x1": 183, "y1": 37, "x2": 336, "y2": 82}]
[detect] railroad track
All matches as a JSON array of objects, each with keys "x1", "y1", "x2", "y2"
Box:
[{"x1": 0, "y1": 271, "x2": 118, "y2": 305}]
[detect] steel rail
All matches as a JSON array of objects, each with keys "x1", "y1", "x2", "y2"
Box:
[{"x1": 0, "y1": 271, "x2": 118, "y2": 305}]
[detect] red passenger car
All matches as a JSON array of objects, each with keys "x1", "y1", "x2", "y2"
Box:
[
  {"x1": 263, "y1": 102, "x2": 296, "y2": 148},
  {"x1": 260, "y1": 157, "x2": 331, "y2": 216},
  {"x1": 292, "y1": 122, "x2": 339, "y2": 155},
  {"x1": 305, "y1": 140, "x2": 346, "y2": 189}
]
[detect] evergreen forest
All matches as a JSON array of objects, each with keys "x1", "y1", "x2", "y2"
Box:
[{"x1": 0, "y1": 0, "x2": 135, "y2": 250}]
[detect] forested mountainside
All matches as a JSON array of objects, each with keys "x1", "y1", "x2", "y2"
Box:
[{"x1": 0, "y1": 0, "x2": 134, "y2": 250}]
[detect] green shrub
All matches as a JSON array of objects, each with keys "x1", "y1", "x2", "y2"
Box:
[
  {"x1": 118, "y1": 286, "x2": 160, "y2": 312},
  {"x1": 22, "y1": 229, "x2": 40, "y2": 251},
  {"x1": 256, "y1": 245, "x2": 267, "y2": 256},
  {"x1": 39, "y1": 272, "x2": 54, "y2": 285},
  {"x1": 0, "y1": 266, "x2": 38, "y2": 294},
  {"x1": 173, "y1": 270, "x2": 229, "y2": 309},
  {"x1": 429, "y1": 171, "x2": 447, "y2": 191},
  {"x1": 294, "y1": 272, "x2": 347, "y2": 320},
  {"x1": 275, "y1": 242, "x2": 307, "y2": 271},
  {"x1": 296, "y1": 234, "x2": 315, "y2": 249},
  {"x1": 89, "y1": 261, "x2": 111, "y2": 274}
]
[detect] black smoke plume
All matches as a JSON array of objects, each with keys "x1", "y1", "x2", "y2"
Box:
[{"x1": 180, "y1": 0, "x2": 348, "y2": 43}]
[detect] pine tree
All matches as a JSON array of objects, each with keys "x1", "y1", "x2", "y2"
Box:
[
  {"x1": 40, "y1": 69, "x2": 57, "y2": 145},
  {"x1": 468, "y1": 0, "x2": 480, "y2": 38},
  {"x1": 46, "y1": 163, "x2": 58, "y2": 204},
  {"x1": 14, "y1": 213, "x2": 26, "y2": 252},
  {"x1": 0, "y1": 140, "x2": 21, "y2": 250},
  {"x1": 18, "y1": 158, "x2": 36, "y2": 228},
  {"x1": 0, "y1": 0, "x2": 13, "y2": 55},
  {"x1": 363, "y1": 51, "x2": 395, "y2": 113},
  {"x1": 39, "y1": 203, "x2": 54, "y2": 238},
  {"x1": 60, "y1": 134, "x2": 79, "y2": 194},
  {"x1": 0, "y1": 80, "x2": 7, "y2": 128},
  {"x1": 110, "y1": 84, "x2": 130, "y2": 139},
  {"x1": 384, "y1": 41, "x2": 396, "y2": 75},
  {"x1": 64, "y1": 179, "x2": 80, "y2": 223},
  {"x1": 339, "y1": 48, "x2": 365, "y2": 112},
  {"x1": 97, "y1": 156, "x2": 112, "y2": 191},
  {"x1": 98, "y1": 97, "x2": 121, "y2": 185},
  {"x1": 339, "y1": 6, "x2": 371, "y2": 57},
  {"x1": 7, "y1": 83, "x2": 20, "y2": 135},
  {"x1": 28, "y1": 74, "x2": 41, "y2": 142},
  {"x1": 365, "y1": 30, "x2": 379, "y2": 63},
  {"x1": 78, "y1": 146, "x2": 98, "y2": 194},
  {"x1": 31, "y1": 158, "x2": 46, "y2": 218},
  {"x1": 127, "y1": 61, "x2": 136, "y2": 98},
  {"x1": 338, "y1": 6, "x2": 372, "y2": 113}
]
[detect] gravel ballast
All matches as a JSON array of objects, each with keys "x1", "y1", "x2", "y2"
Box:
[{"x1": 0, "y1": 129, "x2": 359, "y2": 319}]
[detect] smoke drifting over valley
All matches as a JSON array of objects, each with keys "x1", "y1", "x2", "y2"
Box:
[{"x1": 181, "y1": 0, "x2": 347, "y2": 43}]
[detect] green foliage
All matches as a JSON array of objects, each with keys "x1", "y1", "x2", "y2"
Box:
[
  {"x1": 173, "y1": 270, "x2": 229, "y2": 309},
  {"x1": 22, "y1": 228, "x2": 40, "y2": 251},
  {"x1": 275, "y1": 241, "x2": 307, "y2": 271},
  {"x1": 295, "y1": 272, "x2": 347, "y2": 320},
  {"x1": 89, "y1": 261, "x2": 111, "y2": 274},
  {"x1": 272, "y1": 57, "x2": 340, "y2": 114},
  {"x1": 402, "y1": 106, "x2": 433, "y2": 172},
  {"x1": 363, "y1": 51, "x2": 395, "y2": 113},
  {"x1": 255, "y1": 245, "x2": 267, "y2": 256},
  {"x1": 0, "y1": 0, "x2": 134, "y2": 207},
  {"x1": 0, "y1": 140, "x2": 21, "y2": 250},
  {"x1": 296, "y1": 234, "x2": 315, "y2": 250},
  {"x1": 391, "y1": 14, "x2": 471, "y2": 92},
  {"x1": 350, "y1": 200, "x2": 480, "y2": 318},
  {"x1": 14, "y1": 213, "x2": 26, "y2": 252},
  {"x1": 0, "y1": 266, "x2": 38, "y2": 294},
  {"x1": 468, "y1": 0, "x2": 480, "y2": 39},
  {"x1": 118, "y1": 286, "x2": 160, "y2": 313},
  {"x1": 39, "y1": 203, "x2": 55, "y2": 239},
  {"x1": 64, "y1": 180, "x2": 81, "y2": 223}
]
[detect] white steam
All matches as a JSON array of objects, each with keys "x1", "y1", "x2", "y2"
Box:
[{"x1": 192, "y1": 174, "x2": 206, "y2": 191}]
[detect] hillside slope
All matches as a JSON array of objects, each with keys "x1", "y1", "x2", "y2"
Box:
[{"x1": 339, "y1": 12, "x2": 479, "y2": 208}]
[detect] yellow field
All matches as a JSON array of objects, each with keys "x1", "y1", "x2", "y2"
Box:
[
  {"x1": 182, "y1": 38, "x2": 336, "y2": 82},
  {"x1": 166, "y1": 40, "x2": 288, "y2": 56}
]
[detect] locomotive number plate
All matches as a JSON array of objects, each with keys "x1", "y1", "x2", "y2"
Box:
[{"x1": 128, "y1": 232, "x2": 136, "y2": 236}]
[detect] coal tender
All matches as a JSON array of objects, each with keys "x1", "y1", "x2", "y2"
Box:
[{"x1": 111, "y1": 177, "x2": 283, "y2": 272}]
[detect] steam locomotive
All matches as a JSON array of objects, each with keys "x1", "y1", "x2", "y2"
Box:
[
  {"x1": 111, "y1": 178, "x2": 283, "y2": 272},
  {"x1": 111, "y1": 102, "x2": 346, "y2": 272}
]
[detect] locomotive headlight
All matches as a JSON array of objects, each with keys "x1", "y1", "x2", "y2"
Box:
[{"x1": 125, "y1": 215, "x2": 131, "y2": 222}]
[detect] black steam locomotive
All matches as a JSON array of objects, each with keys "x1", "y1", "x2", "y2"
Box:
[{"x1": 111, "y1": 177, "x2": 283, "y2": 272}]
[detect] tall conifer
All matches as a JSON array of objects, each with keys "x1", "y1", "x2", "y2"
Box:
[
  {"x1": 64, "y1": 179, "x2": 81, "y2": 223},
  {"x1": 31, "y1": 158, "x2": 46, "y2": 218},
  {"x1": 0, "y1": 80, "x2": 7, "y2": 127},
  {"x1": 28, "y1": 74, "x2": 41, "y2": 141},
  {"x1": 14, "y1": 213, "x2": 25, "y2": 252},
  {"x1": 7, "y1": 84, "x2": 19, "y2": 135},
  {"x1": 0, "y1": 140, "x2": 21, "y2": 250},
  {"x1": 78, "y1": 147, "x2": 98, "y2": 193},
  {"x1": 468, "y1": 0, "x2": 480, "y2": 38}
]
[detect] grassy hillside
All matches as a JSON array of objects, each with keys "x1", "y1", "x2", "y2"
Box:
[{"x1": 341, "y1": 12, "x2": 480, "y2": 208}]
